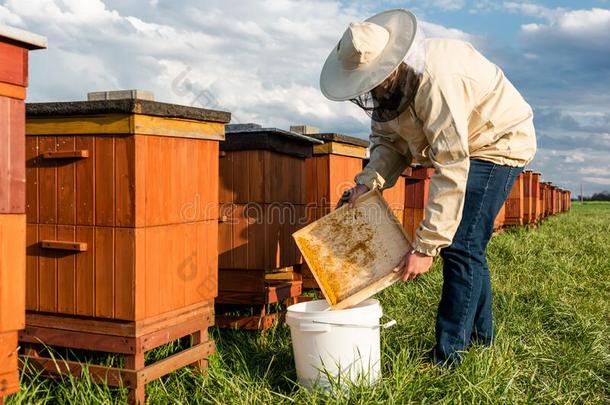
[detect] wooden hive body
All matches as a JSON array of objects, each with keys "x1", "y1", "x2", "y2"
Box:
[
  {"x1": 0, "y1": 25, "x2": 46, "y2": 402},
  {"x1": 25, "y1": 98, "x2": 230, "y2": 322},
  {"x1": 216, "y1": 126, "x2": 320, "y2": 311}
]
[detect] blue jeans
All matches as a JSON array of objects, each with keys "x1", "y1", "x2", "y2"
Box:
[{"x1": 431, "y1": 159, "x2": 523, "y2": 365}]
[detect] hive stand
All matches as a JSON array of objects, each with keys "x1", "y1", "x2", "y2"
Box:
[
  {"x1": 20, "y1": 303, "x2": 213, "y2": 404},
  {"x1": 21, "y1": 93, "x2": 230, "y2": 403},
  {"x1": 216, "y1": 124, "x2": 321, "y2": 329},
  {"x1": 0, "y1": 25, "x2": 46, "y2": 404}
]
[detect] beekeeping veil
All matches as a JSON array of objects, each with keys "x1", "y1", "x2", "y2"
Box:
[{"x1": 319, "y1": 9, "x2": 426, "y2": 122}]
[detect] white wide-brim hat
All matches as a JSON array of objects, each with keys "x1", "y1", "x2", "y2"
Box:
[{"x1": 320, "y1": 9, "x2": 418, "y2": 101}]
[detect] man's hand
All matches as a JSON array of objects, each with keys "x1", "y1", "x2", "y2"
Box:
[
  {"x1": 336, "y1": 184, "x2": 370, "y2": 209},
  {"x1": 393, "y1": 249, "x2": 434, "y2": 281}
]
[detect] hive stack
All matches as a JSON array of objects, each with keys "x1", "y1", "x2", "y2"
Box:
[
  {"x1": 217, "y1": 124, "x2": 321, "y2": 329},
  {"x1": 0, "y1": 25, "x2": 46, "y2": 404},
  {"x1": 298, "y1": 128, "x2": 368, "y2": 289},
  {"x1": 22, "y1": 92, "x2": 230, "y2": 404}
]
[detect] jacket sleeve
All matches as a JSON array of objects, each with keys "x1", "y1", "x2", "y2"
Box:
[
  {"x1": 355, "y1": 120, "x2": 412, "y2": 190},
  {"x1": 412, "y1": 78, "x2": 471, "y2": 257}
]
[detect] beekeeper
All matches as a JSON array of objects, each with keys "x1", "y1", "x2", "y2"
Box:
[{"x1": 322, "y1": 9, "x2": 536, "y2": 365}]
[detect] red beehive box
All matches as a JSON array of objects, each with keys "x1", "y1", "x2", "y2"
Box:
[
  {"x1": 403, "y1": 167, "x2": 434, "y2": 243},
  {"x1": 504, "y1": 172, "x2": 525, "y2": 226},
  {"x1": 301, "y1": 131, "x2": 368, "y2": 289},
  {"x1": 22, "y1": 92, "x2": 230, "y2": 403},
  {"x1": 216, "y1": 124, "x2": 321, "y2": 328},
  {"x1": 0, "y1": 25, "x2": 45, "y2": 402}
]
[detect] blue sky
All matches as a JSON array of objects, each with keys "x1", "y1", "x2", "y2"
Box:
[{"x1": 1, "y1": 0, "x2": 609, "y2": 196}]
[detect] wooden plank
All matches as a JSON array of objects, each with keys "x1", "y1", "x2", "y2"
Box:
[
  {"x1": 21, "y1": 355, "x2": 136, "y2": 388},
  {"x1": 25, "y1": 136, "x2": 38, "y2": 222},
  {"x1": 26, "y1": 114, "x2": 132, "y2": 136},
  {"x1": 25, "y1": 312, "x2": 134, "y2": 337},
  {"x1": 75, "y1": 136, "x2": 95, "y2": 225},
  {"x1": 114, "y1": 136, "x2": 135, "y2": 226},
  {"x1": 94, "y1": 136, "x2": 115, "y2": 226},
  {"x1": 0, "y1": 332, "x2": 18, "y2": 375},
  {"x1": 248, "y1": 150, "x2": 265, "y2": 204},
  {"x1": 231, "y1": 151, "x2": 250, "y2": 203},
  {"x1": 313, "y1": 141, "x2": 367, "y2": 159},
  {"x1": 247, "y1": 203, "x2": 266, "y2": 269},
  {"x1": 293, "y1": 189, "x2": 409, "y2": 310},
  {"x1": 41, "y1": 239, "x2": 87, "y2": 252},
  {"x1": 41, "y1": 149, "x2": 88, "y2": 159},
  {"x1": 138, "y1": 341, "x2": 215, "y2": 384},
  {"x1": 0, "y1": 370, "x2": 19, "y2": 398},
  {"x1": 0, "y1": 97, "x2": 25, "y2": 213},
  {"x1": 19, "y1": 326, "x2": 135, "y2": 354},
  {"x1": 139, "y1": 316, "x2": 206, "y2": 352},
  {"x1": 115, "y1": 228, "x2": 135, "y2": 321},
  {"x1": 37, "y1": 136, "x2": 56, "y2": 223},
  {"x1": 75, "y1": 226, "x2": 95, "y2": 316},
  {"x1": 54, "y1": 136, "x2": 76, "y2": 224},
  {"x1": 56, "y1": 226, "x2": 76, "y2": 314},
  {"x1": 38, "y1": 224, "x2": 57, "y2": 312},
  {"x1": 94, "y1": 227, "x2": 114, "y2": 318},
  {"x1": 0, "y1": 41, "x2": 27, "y2": 86},
  {"x1": 0, "y1": 215, "x2": 25, "y2": 330},
  {"x1": 133, "y1": 227, "x2": 146, "y2": 322},
  {"x1": 133, "y1": 135, "x2": 147, "y2": 227},
  {"x1": 193, "y1": 220, "x2": 217, "y2": 303},
  {"x1": 231, "y1": 204, "x2": 248, "y2": 269},
  {"x1": 0, "y1": 81, "x2": 25, "y2": 100},
  {"x1": 25, "y1": 223, "x2": 39, "y2": 311},
  {"x1": 218, "y1": 150, "x2": 234, "y2": 203},
  {"x1": 132, "y1": 114, "x2": 225, "y2": 141},
  {"x1": 144, "y1": 224, "x2": 161, "y2": 319},
  {"x1": 218, "y1": 203, "x2": 233, "y2": 269}
]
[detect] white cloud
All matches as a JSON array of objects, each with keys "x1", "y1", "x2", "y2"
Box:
[
  {"x1": 583, "y1": 176, "x2": 610, "y2": 185},
  {"x1": 0, "y1": 0, "x2": 475, "y2": 136}
]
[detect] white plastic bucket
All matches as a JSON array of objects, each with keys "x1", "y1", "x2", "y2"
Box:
[{"x1": 286, "y1": 299, "x2": 394, "y2": 390}]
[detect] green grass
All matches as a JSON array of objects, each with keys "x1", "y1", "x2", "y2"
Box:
[{"x1": 10, "y1": 203, "x2": 610, "y2": 404}]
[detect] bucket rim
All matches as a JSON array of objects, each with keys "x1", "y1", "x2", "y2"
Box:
[{"x1": 287, "y1": 298, "x2": 381, "y2": 316}]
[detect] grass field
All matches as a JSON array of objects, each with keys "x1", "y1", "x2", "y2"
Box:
[{"x1": 10, "y1": 203, "x2": 610, "y2": 404}]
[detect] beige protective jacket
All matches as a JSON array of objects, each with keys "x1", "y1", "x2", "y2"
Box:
[{"x1": 355, "y1": 38, "x2": 537, "y2": 257}]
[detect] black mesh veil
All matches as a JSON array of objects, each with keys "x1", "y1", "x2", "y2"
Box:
[
  {"x1": 350, "y1": 26, "x2": 426, "y2": 122},
  {"x1": 349, "y1": 62, "x2": 421, "y2": 122}
]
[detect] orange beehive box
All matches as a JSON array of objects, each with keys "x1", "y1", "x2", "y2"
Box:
[
  {"x1": 22, "y1": 93, "x2": 230, "y2": 403},
  {"x1": 0, "y1": 25, "x2": 45, "y2": 403},
  {"x1": 216, "y1": 124, "x2": 321, "y2": 328}
]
